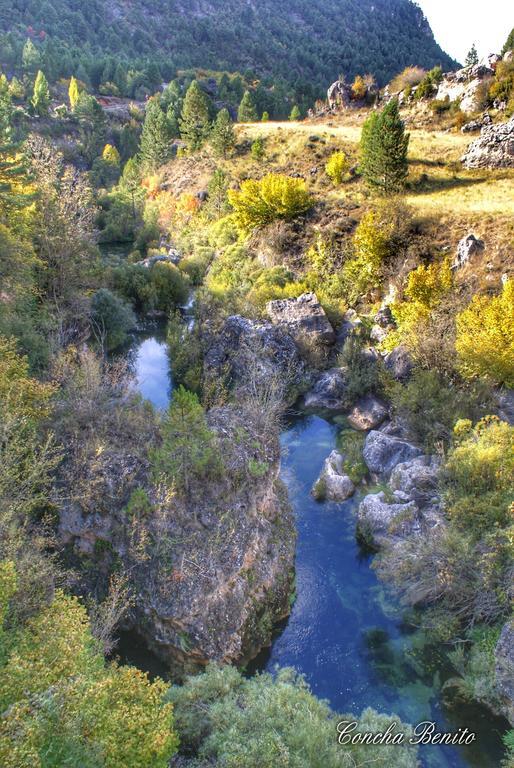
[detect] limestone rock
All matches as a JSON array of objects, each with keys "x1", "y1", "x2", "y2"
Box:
[
  {"x1": 453, "y1": 233, "x2": 485, "y2": 269},
  {"x1": 384, "y1": 345, "x2": 413, "y2": 381},
  {"x1": 363, "y1": 430, "x2": 423, "y2": 477},
  {"x1": 267, "y1": 292, "x2": 335, "y2": 345},
  {"x1": 357, "y1": 492, "x2": 418, "y2": 549},
  {"x1": 204, "y1": 315, "x2": 304, "y2": 397},
  {"x1": 461, "y1": 116, "x2": 514, "y2": 169},
  {"x1": 347, "y1": 394, "x2": 389, "y2": 431},
  {"x1": 312, "y1": 450, "x2": 355, "y2": 501},
  {"x1": 389, "y1": 455, "x2": 441, "y2": 507},
  {"x1": 495, "y1": 620, "x2": 514, "y2": 725},
  {"x1": 304, "y1": 368, "x2": 347, "y2": 410}
]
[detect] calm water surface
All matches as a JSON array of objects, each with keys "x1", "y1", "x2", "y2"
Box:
[{"x1": 126, "y1": 334, "x2": 508, "y2": 768}]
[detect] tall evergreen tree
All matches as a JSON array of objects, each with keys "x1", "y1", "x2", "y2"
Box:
[
  {"x1": 22, "y1": 38, "x2": 40, "y2": 75},
  {"x1": 31, "y1": 70, "x2": 50, "y2": 117},
  {"x1": 0, "y1": 85, "x2": 32, "y2": 223},
  {"x1": 359, "y1": 99, "x2": 409, "y2": 195},
  {"x1": 465, "y1": 43, "x2": 479, "y2": 68},
  {"x1": 237, "y1": 90, "x2": 258, "y2": 122},
  {"x1": 140, "y1": 98, "x2": 172, "y2": 171},
  {"x1": 179, "y1": 80, "x2": 211, "y2": 152},
  {"x1": 210, "y1": 108, "x2": 235, "y2": 158},
  {"x1": 75, "y1": 93, "x2": 107, "y2": 162},
  {"x1": 289, "y1": 104, "x2": 301, "y2": 121},
  {"x1": 501, "y1": 28, "x2": 514, "y2": 55}
]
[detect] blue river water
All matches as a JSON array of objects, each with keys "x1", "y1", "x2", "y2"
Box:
[{"x1": 125, "y1": 333, "x2": 508, "y2": 768}]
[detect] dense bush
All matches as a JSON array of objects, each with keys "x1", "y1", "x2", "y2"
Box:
[
  {"x1": 110, "y1": 262, "x2": 189, "y2": 314},
  {"x1": 325, "y1": 151, "x2": 349, "y2": 185},
  {"x1": 228, "y1": 173, "x2": 312, "y2": 234},
  {"x1": 443, "y1": 416, "x2": 514, "y2": 536},
  {"x1": 456, "y1": 279, "x2": 514, "y2": 387},
  {"x1": 168, "y1": 664, "x2": 418, "y2": 768},
  {"x1": 90, "y1": 288, "x2": 135, "y2": 351},
  {"x1": 0, "y1": 570, "x2": 177, "y2": 768},
  {"x1": 338, "y1": 335, "x2": 380, "y2": 406}
]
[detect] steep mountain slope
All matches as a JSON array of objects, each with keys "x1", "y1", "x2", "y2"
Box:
[{"x1": 4, "y1": 0, "x2": 457, "y2": 89}]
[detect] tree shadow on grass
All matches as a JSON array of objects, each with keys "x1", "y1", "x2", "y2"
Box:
[{"x1": 407, "y1": 174, "x2": 486, "y2": 195}]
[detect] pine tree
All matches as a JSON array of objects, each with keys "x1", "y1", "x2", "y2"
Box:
[
  {"x1": 140, "y1": 98, "x2": 172, "y2": 171},
  {"x1": 0, "y1": 85, "x2": 32, "y2": 222},
  {"x1": 502, "y1": 28, "x2": 514, "y2": 55},
  {"x1": 261, "y1": 111, "x2": 270, "y2": 122},
  {"x1": 31, "y1": 70, "x2": 50, "y2": 116},
  {"x1": 210, "y1": 108, "x2": 235, "y2": 158},
  {"x1": 120, "y1": 156, "x2": 142, "y2": 220},
  {"x1": 289, "y1": 104, "x2": 301, "y2": 121},
  {"x1": 179, "y1": 80, "x2": 211, "y2": 152},
  {"x1": 205, "y1": 168, "x2": 230, "y2": 219},
  {"x1": 237, "y1": 90, "x2": 258, "y2": 122},
  {"x1": 22, "y1": 38, "x2": 40, "y2": 75},
  {"x1": 465, "y1": 43, "x2": 479, "y2": 68},
  {"x1": 68, "y1": 76, "x2": 80, "y2": 111},
  {"x1": 359, "y1": 99, "x2": 409, "y2": 195}
]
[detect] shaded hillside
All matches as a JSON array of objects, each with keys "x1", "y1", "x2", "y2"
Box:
[{"x1": 3, "y1": 0, "x2": 457, "y2": 92}]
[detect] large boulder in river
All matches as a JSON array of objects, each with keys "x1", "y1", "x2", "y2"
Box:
[
  {"x1": 495, "y1": 620, "x2": 514, "y2": 725},
  {"x1": 363, "y1": 430, "x2": 423, "y2": 478},
  {"x1": 304, "y1": 368, "x2": 347, "y2": 410},
  {"x1": 267, "y1": 292, "x2": 335, "y2": 345},
  {"x1": 357, "y1": 493, "x2": 419, "y2": 549},
  {"x1": 461, "y1": 116, "x2": 514, "y2": 169},
  {"x1": 204, "y1": 315, "x2": 305, "y2": 397},
  {"x1": 347, "y1": 394, "x2": 389, "y2": 431},
  {"x1": 389, "y1": 455, "x2": 441, "y2": 506},
  {"x1": 312, "y1": 450, "x2": 355, "y2": 501}
]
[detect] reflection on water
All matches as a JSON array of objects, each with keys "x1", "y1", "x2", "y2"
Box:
[
  {"x1": 249, "y1": 413, "x2": 508, "y2": 768},
  {"x1": 124, "y1": 326, "x2": 173, "y2": 410}
]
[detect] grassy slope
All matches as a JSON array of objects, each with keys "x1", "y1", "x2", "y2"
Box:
[{"x1": 238, "y1": 115, "x2": 514, "y2": 284}]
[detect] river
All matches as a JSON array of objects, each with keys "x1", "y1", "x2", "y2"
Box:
[{"x1": 121, "y1": 328, "x2": 508, "y2": 768}]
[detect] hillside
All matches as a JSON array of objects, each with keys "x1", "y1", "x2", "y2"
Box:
[{"x1": 3, "y1": 0, "x2": 457, "y2": 94}]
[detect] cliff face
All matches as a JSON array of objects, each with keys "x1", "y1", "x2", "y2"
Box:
[{"x1": 58, "y1": 403, "x2": 295, "y2": 676}]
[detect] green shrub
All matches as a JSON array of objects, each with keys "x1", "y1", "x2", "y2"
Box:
[
  {"x1": 228, "y1": 173, "x2": 312, "y2": 233},
  {"x1": 110, "y1": 262, "x2": 189, "y2": 314},
  {"x1": 386, "y1": 369, "x2": 485, "y2": 450},
  {"x1": 251, "y1": 137, "x2": 265, "y2": 161},
  {"x1": 338, "y1": 335, "x2": 380, "y2": 405},
  {"x1": 167, "y1": 664, "x2": 418, "y2": 768},
  {"x1": 90, "y1": 288, "x2": 135, "y2": 351},
  {"x1": 336, "y1": 429, "x2": 367, "y2": 483},
  {"x1": 443, "y1": 416, "x2": 513, "y2": 536}
]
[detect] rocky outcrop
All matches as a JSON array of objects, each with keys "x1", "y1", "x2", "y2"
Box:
[
  {"x1": 267, "y1": 293, "x2": 335, "y2": 345},
  {"x1": 203, "y1": 315, "x2": 305, "y2": 397},
  {"x1": 304, "y1": 368, "x2": 347, "y2": 410},
  {"x1": 495, "y1": 620, "x2": 514, "y2": 725},
  {"x1": 436, "y1": 55, "x2": 499, "y2": 113},
  {"x1": 327, "y1": 80, "x2": 351, "y2": 109},
  {"x1": 357, "y1": 454, "x2": 442, "y2": 549},
  {"x1": 384, "y1": 345, "x2": 413, "y2": 381},
  {"x1": 461, "y1": 116, "x2": 514, "y2": 169},
  {"x1": 453, "y1": 234, "x2": 485, "y2": 269},
  {"x1": 461, "y1": 113, "x2": 492, "y2": 133},
  {"x1": 59, "y1": 404, "x2": 296, "y2": 677},
  {"x1": 312, "y1": 450, "x2": 355, "y2": 501},
  {"x1": 357, "y1": 493, "x2": 418, "y2": 549},
  {"x1": 347, "y1": 395, "x2": 388, "y2": 431},
  {"x1": 363, "y1": 430, "x2": 423, "y2": 478}
]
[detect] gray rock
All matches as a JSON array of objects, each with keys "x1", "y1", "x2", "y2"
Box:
[
  {"x1": 312, "y1": 450, "x2": 355, "y2": 501},
  {"x1": 304, "y1": 368, "x2": 347, "y2": 410},
  {"x1": 204, "y1": 315, "x2": 304, "y2": 396},
  {"x1": 454, "y1": 233, "x2": 485, "y2": 269},
  {"x1": 327, "y1": 80, "x2": 351, "y2": 109},
  {"x1": 363, "y1": 430, "x2": 423, "y2": 477},
  {"x1": 389, "y1": 455, "x2": 441, "y2": 507},
  {"x1": 384, "y1": 345, "x2": 413, "y2": 381},
  {"x1": 494, "y1": 388, "x2": 514, "y2": 425},
  {"x1": 495, "y1": 620, "x2": 514, "y2": 725},
  {"x1": 267, "y1": 292, "x2": 335, "y2": 345},
  {"x1": 347, "y1": 395, "x2": 389, "y2": 431},
  {"x1": 357, "y1": 492, "x2": 419, "y2": 549},
  {"x1": 462, "y1": 116, "x2": 514, "y2": 169}
]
